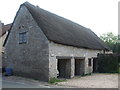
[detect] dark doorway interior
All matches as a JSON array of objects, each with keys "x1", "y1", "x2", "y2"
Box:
[
  {"x1": 75, "y1": 59, "x2": 84, "y2": 76},
  {"x1": 57, "y1": 59, "x2": 71, "y2": 78},
  {"x1": 93, "y1": 58, "x2": 98, "y2": 73}
]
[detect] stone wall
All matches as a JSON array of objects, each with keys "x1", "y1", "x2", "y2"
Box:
[
  {"x1": 49, "y1": 41, "x2": 103, "y2": 79},
  {"x1": 4, "y1": 6, "x2": 49, "y2": 81}
]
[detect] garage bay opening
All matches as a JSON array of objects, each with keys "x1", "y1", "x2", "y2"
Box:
[
  {"x1": 57, "y1": 59, "x2": 71, "y2": 78},
  {"x1": 75, "y1": 58, "x2": 85, "y2": 76}
]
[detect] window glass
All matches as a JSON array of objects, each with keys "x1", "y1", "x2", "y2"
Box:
[{"x1": 19, "y1": 32, "x2": 27, "y2": 44}]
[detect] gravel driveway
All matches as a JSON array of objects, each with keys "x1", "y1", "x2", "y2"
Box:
[{"x1": 57, "y1": 73, "x2": 118, "y2": 88}]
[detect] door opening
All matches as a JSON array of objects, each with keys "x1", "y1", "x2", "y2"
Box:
[{"x1": 93, "y1": 58, "x2": 98, "y2": 73}]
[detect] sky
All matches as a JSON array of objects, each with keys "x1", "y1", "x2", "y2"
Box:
[{"x1": 0, "y1": 0, "x2": 119, "y2": 36}]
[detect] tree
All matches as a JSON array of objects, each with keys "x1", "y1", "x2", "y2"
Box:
[
  {"x1": 100, "y1": 32, "x2": 119, "y2": 53},
  {"x1": 100, "y1": 32, "x2": 118, "y2": 44}
]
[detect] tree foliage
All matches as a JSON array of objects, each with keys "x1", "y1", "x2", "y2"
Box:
[
  {"x1": 100, "y1": 32, "x2": 118, "y2": 44},
  {"x1": 100, "y1": 32, "x2": 119, "y2": 53}
]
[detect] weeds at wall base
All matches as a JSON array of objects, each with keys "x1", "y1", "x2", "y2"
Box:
[{"x1": 48, "y1": 77, "x2": 66, "y2": 84}]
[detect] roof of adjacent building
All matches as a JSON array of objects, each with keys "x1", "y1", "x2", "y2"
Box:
[
  {"x1": 4, "y1": 2, "x2": 110, "y2": 50},
  {"x1": 0, "y1": 24, "x2": 11, "y2": 37}
]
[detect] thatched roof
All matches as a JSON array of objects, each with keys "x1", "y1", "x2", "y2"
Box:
[{"x1": 4, "y1": 2, "x2": 110, "y2": 50}]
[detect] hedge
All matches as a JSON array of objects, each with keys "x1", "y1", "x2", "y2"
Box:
[{"x1": 97, "y1": 54, "x2": 119, "y2": 73}]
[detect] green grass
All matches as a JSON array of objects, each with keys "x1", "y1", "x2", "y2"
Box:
[
  {"x1": 81, "y1": 73, "x2": 92, "y2": 77},
  {"x1": 48, "y1": 77, "x2": 66, "y2": 84}
]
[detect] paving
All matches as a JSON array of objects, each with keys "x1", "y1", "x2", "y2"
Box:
[{"x1": 2, "y1": 75, "x2": 70, "y2": 88}]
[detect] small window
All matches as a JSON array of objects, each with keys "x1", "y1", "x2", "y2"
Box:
[
  {"x1": 19, "y1": 32, "x2": 27, "y2": 44},
  {"x1": 88, "y1": 58, "x2": 92, "y2": 66}
]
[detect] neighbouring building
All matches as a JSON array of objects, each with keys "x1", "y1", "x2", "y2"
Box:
[
  {"x1": 0, "y1": 21, "x2": 2, "y2": 70},
  {"x1": 3, "y1": 2, "x2": 110, "y2": 81},
  {"x1": 0, "y1": 22, "x2": 11, "y2": 70}
]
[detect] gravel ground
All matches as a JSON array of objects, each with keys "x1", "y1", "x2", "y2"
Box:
[{"x1": 57, "y1": 73, "x2": 118, "y2": 88}]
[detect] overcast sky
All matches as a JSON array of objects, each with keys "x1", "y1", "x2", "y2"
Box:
[{"x1": 0, "y1": 0, "x2": 119, "y2": 36}]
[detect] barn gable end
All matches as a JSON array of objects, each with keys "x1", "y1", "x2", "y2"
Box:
[{"x1": 4, "y1": 5, "x2": 49, "y2": 81}]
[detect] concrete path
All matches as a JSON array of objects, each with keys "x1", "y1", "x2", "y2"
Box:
[{"x1": 58, "y1": 73, "x2": 118, "y2": 88}]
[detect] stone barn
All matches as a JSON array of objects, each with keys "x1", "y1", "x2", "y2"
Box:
[{"x1": 3, "y1": 2, "x2": 109, "y2": 81}]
